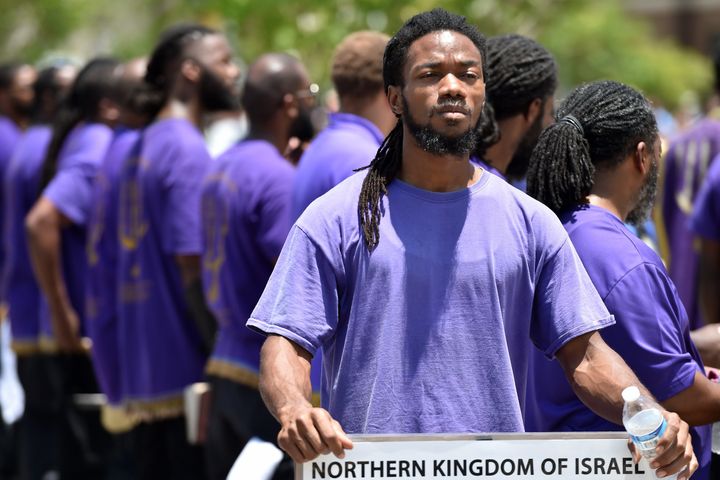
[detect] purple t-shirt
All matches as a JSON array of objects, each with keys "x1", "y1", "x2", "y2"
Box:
[
  {"x1": 85, "y1": 129, "x2": 140, "y2": 405},
  {"x1": 248, "y1": 170, "x2": 614, "y2": 434},
  {"x1": 41, "y1": 122, "x2": 114, "y2": 339},
  {"x1": 658, "y1": 119, "x2": 720, "y2": 329},
  {"x1": 117, "y1": 118, "x2": 210, "y2": 405},
  {"x1": 0, "y1": 116, "x2": 22, "y2": 297},
  {"x1": 202, "y1": 140, "x2": 295, "y2": 384},
  {"x1": 525, "y1": 205, "x2": 711, "y2": 480},
  {"x1": 1, "y1": 125, "x2": 50, "y2": 344},
  {"x1": 691, "y1": 152, "x2": 720, "y2": 241},
  {"x1": 292, "y1": 113, "x2": 383, "y2": 220},
  {"x1": 471, "y1": 156, "x2": 506, "y2": 180}
]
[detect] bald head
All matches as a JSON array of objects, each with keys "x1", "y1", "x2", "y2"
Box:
[
  {"x1": 332, "y1": 31, "x2": 389, "y2": 101},
  {"x1": 241, "y1": 53, "x2": 309, "y2": 125}
]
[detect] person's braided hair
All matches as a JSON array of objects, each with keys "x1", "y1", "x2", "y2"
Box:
[
  {"x1": 526, "y1": 80, "x2": 657, "y2": 213},
  {"x1": 357, "y1": 8, "x2": 487, "y2": 251},
  {"x1": 128, "y1": 23, "x2": 215, "y2": 120},
  {"x1": 40, "y1": 57, "x2": 120, "y2": 191}
]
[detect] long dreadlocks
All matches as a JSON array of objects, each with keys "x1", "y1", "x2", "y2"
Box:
[
  {"x1": 526, "y1": 80, "x2": 657, "y2": 213},
  {"x1": 357, "y1": 8, "x2": 487, "y2": 251}
]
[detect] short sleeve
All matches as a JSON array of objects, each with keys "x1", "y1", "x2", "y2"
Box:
[
  {"x1": 247, "y1": 224, "x2": 340, "y2": 355},
  {"x1": 43, "y1": 161, "x2": 99, "y2": 226},
  {"x1": 601, "y1": 264, "x2": 699, "y2": 401},
  {"x1": 691, "y1": 153, "x2": 720, "y2": 241},
  {"x1": 162, "y1": 141, "x2": 211, "y2": 255},
  {"x1": 256, "y1": 168, "x2": 295, "y2": 261},
  {"x1": 531, "y1": 237, "x2": 615, "y2": 357}
]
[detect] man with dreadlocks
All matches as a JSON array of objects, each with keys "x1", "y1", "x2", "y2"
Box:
[
  {"x1": 248, "y1": 9, "x2": 696, "y2": 474},
  {"x1": 525, "y1": 80, "x2": 716, "y2": 480},
  {"x1": 474, "y1": 34, "x2": 556, "y2": 183}
]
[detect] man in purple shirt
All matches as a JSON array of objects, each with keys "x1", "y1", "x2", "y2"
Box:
[
  {"x1": 656, "y1": 47, "x2": 720, "y2": 331},
  {"x1": 116, "y1": 24, "x2": 239, "y2": 479},
  {"x1": 473, "y1": 35, "x2": 556, "y2": 182},
  {"x1": 26, "y1": 58, "x2": 120, "y2": 479},
  {"x1": 2, "y1": 63, "x2": 75, "y2": 480},
  {"x1": 248, "y1": 10, "x2": 696, "y2": 477},
  {"x1": 292, "y1": 31, "x2": 395, "y2": 220},
  {"x1": 526, "y1": 80, "x2": 718, "y2": 480},
  {"x1": 202, "y1": 52, "x2": 313, "y2": 480}
]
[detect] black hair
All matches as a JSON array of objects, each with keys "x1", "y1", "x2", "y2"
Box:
[
  {"x1": 713, "y1": 39, "x2": 720, "y2": 95},
  {"x1": 0, "y1": 62, "x2": 25, "y2": 90},
  {"x1": 526, "y1": 80, "x2": 658, "y2": 213},
  {"x1": 358, "y1": 8, "x2": 487, "y2": 251},
  {"x1": 484, "y1": 34, "x2": 557, "y2": 121},
  {"x1": 241, "y1": 53, "x2": 305, "y2": 125},
  {"x1": 129, "y1": 23, "x2": 215, "y2": 120},
  {"x1": 40, "y1": 57, "x2": 120, "y2": 191},
  {"x1": 31, "y1": 66, "x2": 65, "y2": 124}
]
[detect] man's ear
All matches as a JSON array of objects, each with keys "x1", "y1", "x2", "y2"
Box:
[
  {"x1": 524, "y1": 97, "x2": 543, "y2": 125},
  {"x1": 180, "y1": 59, "x2": 201, "y2": 84},
  {"x1": 387, "y1": 85, "x2": 403, "y2": 118},
  {"x1": 98, "y1": 98, "x2": 120, "y2": 123},
  {"x1": 634, "y1": 141, "x2": 650, "y2": 174}
]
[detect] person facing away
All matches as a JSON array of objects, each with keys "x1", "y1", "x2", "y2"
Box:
[
  {"x1": 116, "y1": 23, "x2": 239, "y2": 480},
  {"x1": 85, "y1": 57, "x2": 147, "y2": 411},
  {"x1": 472, "y1": 34, "x2": 556, "y2": 182},
  {"x1": 291, "y1": 30, "x2": 395, "y2": 220},
  {"x1": 2, "y1": 63, "x2": 76, "y2": 480},
  {"x1": 246, "y1": 9, "x2": 697, "y2": 477},
  {"x1": 24, "y1": 57, "x2": 122, "y2": 480},
  {"x1": 655, "y1": 44, "x2": 720, "y2": 331},
  {"x1": 0, "y1": 62, "x2": 37, "y2": 302},
  {"x1": 201, "y1": 52, "x2": 315, "y2": 480},
  {"x1": 525, "y1": 80, "x2": 718, "y2": 480}
]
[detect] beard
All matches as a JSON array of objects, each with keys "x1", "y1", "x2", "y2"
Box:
[
  {"x1": 402, "y1": 95, "x2": 480, "y2": 156},
  {"x1": 199, "y1": 66, "x2": 239, "y2": 112},
  {"x1": 289, "y1": 104, "x2": 315, "y2": 142},
  {"x1": 626, "y1": 157, "x2": 659, "y2": 227},
  {"x1": 506, "y1": 111, "x2": 544, "y2": 181}
]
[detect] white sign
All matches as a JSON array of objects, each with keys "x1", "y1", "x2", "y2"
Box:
[{"x1": 298, "y1": 433, "x2": 655, "y2": 479}]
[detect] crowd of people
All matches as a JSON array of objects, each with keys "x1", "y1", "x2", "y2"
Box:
[{"x1": 0, "y1": 7, "x2": 718, "y2": 480}]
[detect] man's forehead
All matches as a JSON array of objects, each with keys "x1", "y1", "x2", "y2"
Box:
[{"x1": 406, "y1": 30, "x2": 482, "y2": 67}]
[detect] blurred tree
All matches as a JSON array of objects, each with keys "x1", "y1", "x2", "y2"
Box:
[{"x1": 0, "y1": 0, "x2": 711, "y2": 110}]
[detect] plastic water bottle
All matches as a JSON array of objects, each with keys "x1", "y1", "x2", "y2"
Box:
[{"x1": 622, "y1": 386, "x2": 679, "y2": 480}]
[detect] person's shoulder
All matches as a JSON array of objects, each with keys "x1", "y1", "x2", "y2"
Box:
[
  {"x1": 296, "y1": 170, "x2": 366, "y2": 233},
  {"x1": 145, "y1": 118, "x2": 209, "y2": 162},
  {"x1": 485, "y1": 175, "x2": 563, "y2": 225}
]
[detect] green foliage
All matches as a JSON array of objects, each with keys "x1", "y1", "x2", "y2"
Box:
[{"x1": 0, "y1": 0, "x2": 712, "y2": 110}]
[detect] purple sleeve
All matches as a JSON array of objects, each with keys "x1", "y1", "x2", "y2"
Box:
[
  {"x1": 247, "y1": 224, "x2": 340, "y2": 355},
  {"x1": 256, "y1": 169, "x2": 294, "y2": 261},
  {"x1": 43, "y1": 161, "x2": 99, "y2": 226},
  {"x1": 161, "y1": 141, "x2": 211, "y2": 255},
  {"x1": 601, "y1": 263, "x2": 699, "y2": 401},
  {"x1": 531, "y1": 237, "x2": 616, "y2": 358},
  {"x1": 691, "y1": 153, "x2": 720, "y2": 241}
]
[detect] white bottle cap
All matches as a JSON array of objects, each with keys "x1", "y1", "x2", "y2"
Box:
[{"x1": 622, "y1": 386, "x2": 640, "y2": 403}]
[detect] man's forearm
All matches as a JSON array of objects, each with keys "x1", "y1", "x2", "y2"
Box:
[
  {"x1": 259, "y1": 335, "x2": 313, "y2": 424},
  {"x1": 557, "y1": 331, "x2": 648, "y2": 425},
  {"x1": 26, "y1": 204, "x2": 71, "y2": 314}
]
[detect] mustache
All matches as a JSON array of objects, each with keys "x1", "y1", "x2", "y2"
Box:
[{"x1": 431, "y1": 99, "x2": 471, "y2": 116}]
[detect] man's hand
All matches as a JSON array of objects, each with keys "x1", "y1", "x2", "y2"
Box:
[
  {"x1": 636, "y1": 411, "x2": 697, "y2": 479},
  {"x1": 277, "y1": 404, "x2": 353, "y2": 463}
]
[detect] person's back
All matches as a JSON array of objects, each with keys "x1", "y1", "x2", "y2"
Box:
[
  {"x1": 3, "y1": 125, "x2": 51, "y2": 352},
  {"x1": 657, "y1": 117, "x2": 720, "y2": 329},
  {"x1": 292, "y1": 31, "x2": 393, "y2": 220},
  {"x1": 526, "y1": 80, "x2": 720, "y2": 480},
  {"x1": 118, "y1": 118, "x2": 209, "y2": 409},
  {"x1": 86, "y1": 128, "x2": 141, "y2": 406},
  {"x1": 525, "y1": 204, "x2": 710, "y2": 476}
]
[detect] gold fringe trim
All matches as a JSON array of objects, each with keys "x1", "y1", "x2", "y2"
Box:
[
  {"x1": 11, "y1": 339, "x2": 41, "y2": 356},
  {"x1": 125, "y1": 395, "x2": 185, "y2": 422},
  {"x1": 205, "y1": 359, "x2": 260, "y2": 389},
  {"x1": 37, "y1": 335, "x2": 92, "y2": 355},
  {"x1": 206, "y1": 359, "x2": 321, "y2": 407}
]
